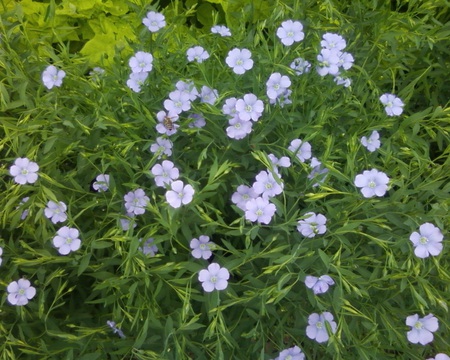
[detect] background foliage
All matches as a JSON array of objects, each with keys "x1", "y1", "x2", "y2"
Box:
[{"x1": 1, "y1": 0, "x2": 449, "y2": 359}]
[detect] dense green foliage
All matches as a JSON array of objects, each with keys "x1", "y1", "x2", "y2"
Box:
[{"x1": 1, "y1": 0, "x2": 449, "y2": 359}]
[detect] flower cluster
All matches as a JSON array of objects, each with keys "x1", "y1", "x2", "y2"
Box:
[
  {"x1": 266, "y1": 72, "x2": 292, "y2": 106},
  {"x1": 127, "y1": 50, "x2": 154, "y2": 92},
  {"x1": 224, "y1": 94, "x2": 263, "y2": 140},
  {"x1": 317, "y1": 33, "x2": 353, "y2": 86}
]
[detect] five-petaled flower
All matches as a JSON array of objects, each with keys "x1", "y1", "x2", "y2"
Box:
[
  {"x1": 275, "y1": 345, "x2": 305, "y2": 360},
  {"x1": 53, "y1": 226, "x2": 81, "y2": 255},
  {"x1": 297, "y1": 212, "x2": 327, "y2": 237},
  {"x1": 409, "y1": 223, "x2": 444, "y2": 258},
  {"x1": 354, "y1": 169, "x2": 389, "y2": 198},
  {"x1": 124, "y1": 189, "x2": 149, "y2": 215},
  {"x1": 360, "y1": 130, "x2": 381, "y2": 152},
  {"x1": 151, "y1": 160, "x2": 179, "y2": 187},
  {"x1": 225, "y1": 48, "x2": 254, "y2": 74},
  {"x1": 190, "y1": 235, "x2": 215, "y2": 260},
  {"x1": 305, "y1": 275, "x2": 335, "y2": 294},
  {"x1": 42, "y1": 65, "x2": 66, "y2": 89},
  {"x1": 306, "y1": 312, "x2": 337, "y2": 343},
  {"x1": 44, "y1": 200, "x2": 68, "y2": 224},
  {"x1": 235, "y1": 93, "x2": 264, "y2": 121},
  {"x1": 198, "y1": 263, "x2": 230, "y2": 292},
  {"x1": 245, "y1": 197, "x2": 276, "y2": 225},
  {"x1": 380, "y1": 93, "x2": 404, "y2": 116},
  {"x1": 186, "y1": 46, "x2": 210, "y2": 63},
  {"x1": 277, "y1": 20, "x2": 304, "y2": 46},
  {"x1": 7, "y1": 279, "x2": 36, "y2": 306},
  {"x1": 10, "y1": 157, "x2": 39, "y2": 185},
  {"x1": 142, "y1": 11, "x2": 165, "y2": 32},
  {"x1": 165, "y1": 180, "x2": 194, "y2": 208},
  {"x1": 129, "y1": 51, "x2": 153, "y2": 73},
  {"x1": 406, "y1": 314, "x2": 439, "y2": 345}
]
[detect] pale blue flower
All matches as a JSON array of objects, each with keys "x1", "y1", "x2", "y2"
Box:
[
  {"x1": 252, "y1": 170, "x2": 284, "y2": 199},
  {"x1": 186, "y1": 46, "x2": 210, "y2": 63},
  {"x1": 44, "y1": 200, "x2": 67, "y2": 224},
  {"x1": 42, "y1": 65, "x2": 65, "y2": 89},
  {"x1": 305, "y1": 275, "x2": 335, "y2": 294},
  {"x1": 277, "y1": 20, "x2": 304, "y2": 46},
  {"x1": 306, "y1": 312, "x2": 337, "y2": 343},
  {"x1": 200, "y1": 86, "x2": 218, "y2": 105},
  {"x1": 198, "y1": 263, "x2": 229, "y2": 292},
  {"x1": 151, "y1": 160, "x2": 179, "y2": 187},
  {"x1": 361, "y1": 130, "x2": 381, "y2": 152},
  {"x1": 354, "y1": 169, "x2": 389, "y2": 198},
  {"x1": 126, "y1": 72, "x2": 148, "y2": 92},
  {"x1": 165, "y1": 180, "x2": 194, "y2": 208},
  {"x1": 190, "y1": 235, "x2": 215, "y2": 260},
  {"x1": 53, "y1": 226, "x2": 81, "y2": 255},
  {"x1": 297, "y1": 212, "x2": 327, "y2": 237},
  {"x1": 226, "y1": 115, "x2": 253, "y2": 140},
  {"x1": 150, "y1": 137, "x2": 173, "y2": 158},
  {"x1": 380, "y1": 93, "x2": 404, "y2": 116},
  {"x1": 129, "y1": 51, "x2": 153, "y2": 73},
  {"x1": 406, "y1": 314, "x2": 439, "y2": 345},
  {"x1": 124, "y1": 189, "x2": 149, "y2": 215},
  {"x1": 9, "y1": 157, "x2": 39, "y2": 184},
  {"x1": 142, "y1": 11, "x2": 165, "y2": 32},
  {"x1": 139, "y1": 238, "x2": 158, "y2": 256},
  {"x1": 288, "y1": 139, "x2": 312, "y2": 162},
  {"x1": 211, "y1": 25, "x2": 231, "y2": 36},
  {"x1": 409, "y1": 223, "x2": 444, "y2": 258},
  {"x1": 245, "y1": 197, "x2": 276, "y2": 224},
  {"x1": 93, "y1": 174, "x2": 110, "y2": 192},
  {"x1": 226, "y1": 48, "x2": 253, "y2": 74},
  {"x1": 7, "y1": 279, "x2": 36, "y2": 306},
  {"x1": 231, "y1": 185, "x2": 258, "y2": 211}
]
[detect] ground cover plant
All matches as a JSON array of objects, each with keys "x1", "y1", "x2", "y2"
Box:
[{"x1": 1, "y1": 0, "x2": 449, "y2": 359}]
